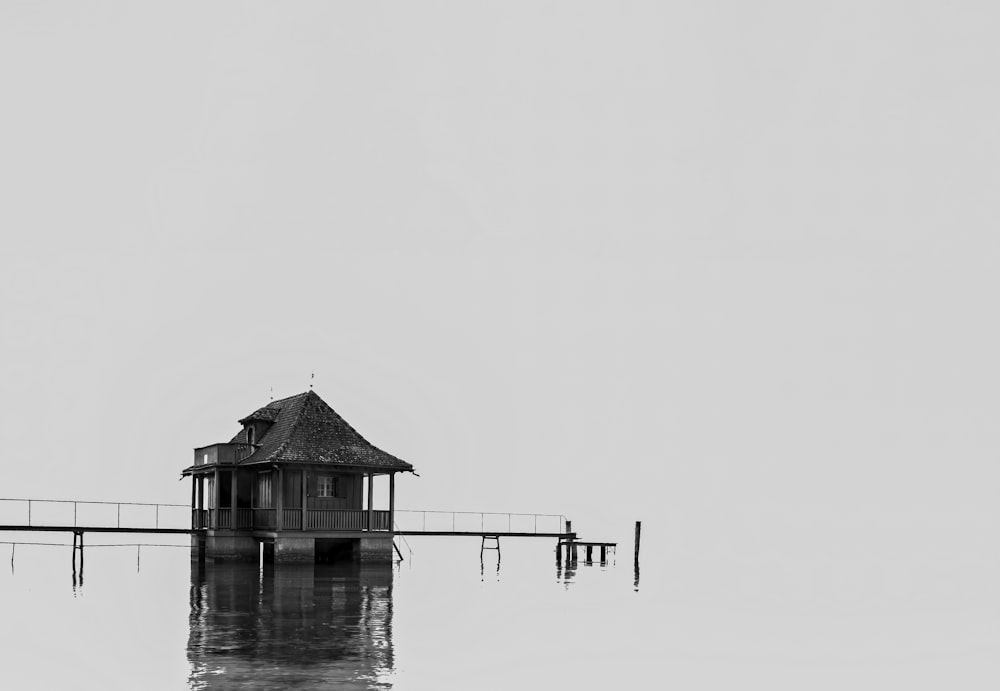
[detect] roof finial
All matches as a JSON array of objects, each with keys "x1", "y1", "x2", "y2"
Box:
[
  {"x1": 310, "y1": 372, "x2": 314, "y2": 390},
  {"x1": 269, "y1": 386, "x2": 274, "y2": 401}
]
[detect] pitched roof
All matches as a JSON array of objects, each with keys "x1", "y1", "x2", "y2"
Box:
[{"x1": 230, "y1": 391, "x2": 413, "y2": 471}]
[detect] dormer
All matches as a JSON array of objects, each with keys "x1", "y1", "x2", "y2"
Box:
[{"x1": 235, "y1": 402, "x2": 282, "y2": 459}]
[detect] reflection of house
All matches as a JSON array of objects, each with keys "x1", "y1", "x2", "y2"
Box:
[
  {"x1": 188, "y1": 562, "x2": 394, "y2": 688},
  {"x1": 183, "y1": 390, "x2": 414, "y2": 563}
]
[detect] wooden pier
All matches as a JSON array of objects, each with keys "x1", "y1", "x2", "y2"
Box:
[{"x1": 0, "y1": 498, "x2": 620, "y2": 567}]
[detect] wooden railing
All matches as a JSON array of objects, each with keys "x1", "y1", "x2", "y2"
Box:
[
  {"x1": 305, "y1": 509, "x2": 389, "y2": 531},
  {"x1": 191, "y1": 508, "x2": 391, "y2": 531},
  {"x1": 283, "y1": 509, "x2": 302, "y2": 530},
  {"x1": 235, "y1": 508, "x2": 253, "y2": 529}
]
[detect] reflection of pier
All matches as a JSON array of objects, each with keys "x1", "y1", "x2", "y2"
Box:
[{"x1": 188, "y1": 562, "x2": 394, "y2": 689}]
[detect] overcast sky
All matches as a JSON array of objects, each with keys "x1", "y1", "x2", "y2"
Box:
[{"x1": 1, "y1": 4, "x2": 998, "y2": 668}]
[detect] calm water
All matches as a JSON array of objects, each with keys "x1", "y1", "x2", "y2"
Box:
[
  {"x1": 2, "y1": 534, "x2": 996, "y2": 690},
  {"x1": 0, "y1": 537, "x2": 655, "y2": 690}
]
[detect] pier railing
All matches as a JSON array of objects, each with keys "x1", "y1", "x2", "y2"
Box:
[
  {"x1": 1, "y1": 499, "x2": 565, "y2": 536},
  {"x1": 0, "y1": 498, "x2": 189, "y2": 530},
  {"x1": 393, "y1": 510, "x2": 567, "y2": 535}
]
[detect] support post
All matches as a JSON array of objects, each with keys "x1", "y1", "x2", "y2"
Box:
[
  {"x1": 634, "y1": 520, "x2": 641, "y2": 591},
  {"x1": 634, "y1": 521, "x2": 641, "y2": 565},
  {"x1": 367, "y1": 472, "x2": 374, "y2": 532},
  {"x1": 230, "y1": 469, "x2": 238, "y2": 529},
  {"x1": 301, "y1": 469, "x2": 307, "y2": 531},
  {"x1": 586, "y1": 545, "x2": 593, "y2": 562},
  {"x1": 275, "y1": 467, "x2": 284, "y2": 530},
  {"x1": 600, "y1": 545, "x2": 607, "y2": 562},
  {"x1": 389, "y1": 472, "x2": 396, "y2": 532},
  {"x1": 212, "y1": 467, "x2": 219, "y2": 529},
  {"x1": 197, "y1": 475, "x2": 204, "y2": 528}
]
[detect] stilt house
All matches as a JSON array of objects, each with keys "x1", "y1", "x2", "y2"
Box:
[{"x1": 184, "y1": 390, "x2": 413, "y2": 563}]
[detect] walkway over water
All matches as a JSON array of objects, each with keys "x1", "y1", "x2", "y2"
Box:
[{"x1": 0, "y1": 498, "x2": 574, "y2": 539}]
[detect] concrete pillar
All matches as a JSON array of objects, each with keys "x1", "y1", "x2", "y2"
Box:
[
  {"x1": 359, "y1": 536, "x2": 392, "y2": 562},
  {"x1": 203, "y1": 534, "x2": 257, "y2": 562},
  {"x1": 275, "y1": 536, "x2": 315, "y2": 564}
]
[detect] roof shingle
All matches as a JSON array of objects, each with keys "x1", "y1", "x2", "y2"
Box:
[{"x1": 231, "y1": 391, "x2": 413, "y2": 471}]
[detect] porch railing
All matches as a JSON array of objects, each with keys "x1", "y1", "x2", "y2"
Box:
[
  {"x1": 192, "y1": 508, "x2": 391, "y2": 531},
  {"x1": 283, "y1": 509, "x2": 302, "y2": 530},
  {"x1": 306, "y1": 509, "x2": 389, "y2": 531}
]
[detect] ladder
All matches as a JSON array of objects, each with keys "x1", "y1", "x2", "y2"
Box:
[{"x1": 480, "y1": 534, "x2": 500, "y2": 560}]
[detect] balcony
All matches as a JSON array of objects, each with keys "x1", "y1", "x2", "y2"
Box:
[{"x1": 193, "y1": 508, "x2": 391, "y2": 532}]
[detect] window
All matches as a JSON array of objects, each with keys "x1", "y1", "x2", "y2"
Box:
[
  {"x1": 255, "y1": 473, "x2": 272, "y2": 508},
  {"x1": 317, "y1": 476, "x2": 339, "y2": 498},
  {"x1": 247, "y1": 425, "x2": 255, "y2": 447}
]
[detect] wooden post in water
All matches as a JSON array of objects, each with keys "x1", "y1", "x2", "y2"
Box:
[
  {"x1": 634, "y1": 521, "x2": 641, "y2": 564},
  {"x1": 565, "y1": 520, "x2": 573, "y2": 562},
  {"x1": 633, "y1": 520, "x2": 641, "y2": 591}
]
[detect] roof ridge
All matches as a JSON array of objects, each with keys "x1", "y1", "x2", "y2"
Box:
[
  {"x1": 310, "y1": 392, "x2": 373, "y2": 445},
  {"x1": 265, "y1": 391, "x2": 315, "y2": 462}
]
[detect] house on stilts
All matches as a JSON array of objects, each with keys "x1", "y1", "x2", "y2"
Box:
[{"x1": 183, "y1": 390, "x2": 414, "y2": 563}]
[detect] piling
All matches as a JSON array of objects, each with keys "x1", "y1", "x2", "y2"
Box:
[
  {"x1": 633, "y1": 520, "x2": 641, "y2": 591},
  {"x1": 634, "y1": 521, "x2": 641, "y2": 564}
]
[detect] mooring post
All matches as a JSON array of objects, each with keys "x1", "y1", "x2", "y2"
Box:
[
  {"x1": 633, "y1": 520, "x2": 641, "y2": 591},
  {"x1": 634, "y1": 521, "x2": 641, "y2": 564},
  {"x1": 565, "y1": 519, "x2": 573, "y2": 563}
]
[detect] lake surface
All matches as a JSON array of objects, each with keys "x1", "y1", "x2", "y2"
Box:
[
  {"x1": 0, "y1": 537, "x2": 655, "y2": 690},
  {"x1": 1, "y1": 532, "x2": 995, "y2": 690}
]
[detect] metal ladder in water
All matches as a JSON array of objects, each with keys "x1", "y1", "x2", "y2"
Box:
[{"x1": 480, "y1": 534, "x2": 500, "y2": 559}]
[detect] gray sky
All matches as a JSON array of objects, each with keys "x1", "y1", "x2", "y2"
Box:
[{"x1": 1, "y1": 3, "x2": 998, "y2": 663}]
